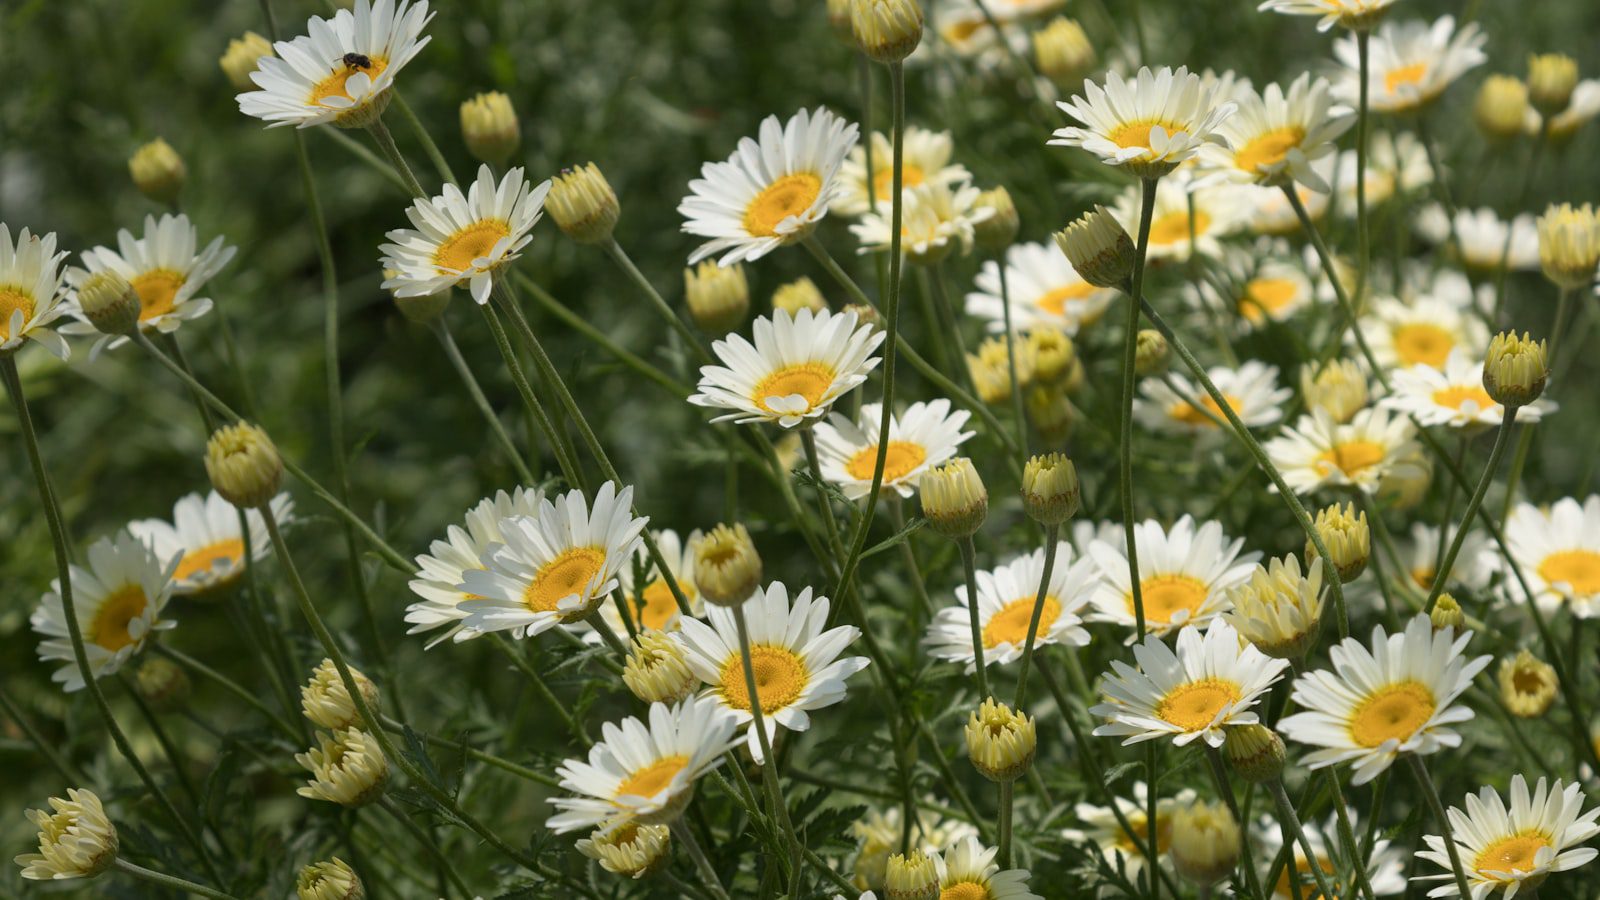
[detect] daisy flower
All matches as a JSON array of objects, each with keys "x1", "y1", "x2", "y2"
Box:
[
  {"x1": 1255, "y1": 813, "x2": 1406, "y2": 898},
  {"x1": 1092, "y1": 620, "x2": 1289, "y2": 748},
  {"x1": 593, "y1": 528, "x2": 706, "y2": 639},
  {"x1": 1086, "y1": 515, "x2": 1260, "y2": 637},
  {"x1": 1257, "y1": 0, "x2": 1397, "y2": 32},
  {"x1": 675, "y1": 581, "x2": 871, "y2": 761},
  {"x1": 405, "y1": 486, "x2": 544, "y2": 647},
  {"x1": 1201, "y1": 74, "x2": 1353, "y2": 192},
  {"x1": 851, "y1": 803, "x2": 979, "y2": 891},
  {"x1": 1529, "y1": 79, "x2": 1600, "y2": 142},
  {"x1": 933, "y1": 835, "x2": 1043, "y2": 900},
  {"x1": 833, "y1": 126, "x2": 972, "y2": 217},
  {"x1": 1050, "y1": 66, "x2": 1237, "y2": 179},
  {"x1": 31, "y1": 531, "x2": 178, "y2": 691},
  {"x1": 1417, "y1": 775, "x2": 1600, "y2": 899},
  {"x1": 813, "y1": 399, "x2": 973, "y2": 500},
  {"x1": 458, "y1": 482, "x2": 648, "y2": 640},
  {"x1": 679, "y1": 107, "x2": 859, "y2": 266},
  {"x1": 1264, "y1": 407, "x2": 1425, "y2": 496},
  {"x1": 1402, "y1": 522, "x2": 1492, "y2": 595},
  {"x1": 850, "y1": 181, "x2": 993, "y2": 264},
  {"x1": 1134, "y1": 361, "x2": 1291, "y2": 437},
  {"x1": 924, "y1": 543, "x2": 1096, "y2": 672},
  {"x1": 1499, "y1": 496, "x2": 1600, "y2": 618},
  {"x1": 379, "y1": 165, "x2": 550, "y2": 304},
  {"x1": 1193, "y1": 245, "x2": 1315, "y2": 330},
  {"x1": 965, "y1": 241, "x2": 1118, "y2": 335},
  {"x1": 546, "y1": 696, "x2": 742, "y2": 833},
  {"x1": 1245, "y1": 157, "x2": 1335, "y2": 234},
  {"x1": 61, "y1": 214, "x2": 236, "y2": 356},
  {"x1": 237, "y1": 0, "x2": 434, "y2": 129},
  {"x1": 1336, "y1": 132, "x2": 1433, "y2": 213},
  {"x1": 1064, "y1": 782, "x2": 1197, "y2": 884},
  {"x1": 1333, "y1": 16, "x2": 1486, "y2": 115},
  {"x1": 0, "y1": 224, "x2": 72, "y2": 359},
  {"x1": 128, "y1": 490, "x2": 293, "y2": 598},
  {"x1": 1109, "y1": 177, "x2": 1250, "y2": 262},
  {"x1": 1417, "y1": 205, "x2": 1540, "y2": 273},
  {"x1": 1380, "y1": 350, "x2": 1553, "y2": 430},
  {"x1": 689, "y1": 307, "x2": 885, "y2": 429},
  {"x1": 1280, "y1": 613, "x2": 1491, "y2": 784},
  {"x1": 1358, "y1": 294, "x2": 1491, "y2": 370}
]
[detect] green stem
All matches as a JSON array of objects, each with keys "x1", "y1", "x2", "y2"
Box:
[
  {"x1": 0, "y1": 684, "x2": 83, "y2": 783},
  {"x1": 1354, "y1": 31, "x2": 1371, "y2": 306},
  {"x1": 378, "y1": 795, "x2": 473, "y2": 899},
  {"x1": 1288, "y1": 186, "x2": 1382, "y2": 379},
  {"x1": 603, "y1": 238, "x2": 711, "y2": 364},
  {"x1": 113, "y1": 859, "x2": 239, "y2": 900},
  {"x1": 997, "y1": 779, "x2": 1015, "y2": 869},
  {"x1": 671, "y1": 819, "x2": 732, "y2": 900},
  {"x1": 153, "y1": 644, "x2": 300, "y2": 740},
  {"x1": 1266, "y1": 777, "x2": 1340, "y2": 900},
  {"x1": 1492, "y1": 123, "x2": 1547, "y2": 326},
  {"x1": 996, "y1": 259, "x2": 1030, "y2": 454},
  {"x1": 958, "y1": 536, "x2": 991, "y2": 700},
  {"x1": 489, "y1": 634, "x2": 589, "y2": 746},
  {"x1": 376, "y1": 714, "x2": 561, "y2": 788},
  {"x1": 393, "y1": 91, "x2": 456, "y2": 185},
  {"x1": 430, "y1": 318, "x2": 533, "y2": 482},
  {"x1": 478, "y1": 304, "x2": 581, "y2": 487},
  {"x1": 368, "y1": 116, "x2": 428, "y2": 197},
  {"x1": 511, "y1": 271, "x2": 690, "y2": 397},
  {"x1": 1012, "y1": 524, "x2": 1060, "y2": 709},
  {"x1": 1424, "y1": 405, "x2": 1517, "y2": 613},
  {"x1": 1121, "y1": 178, "x2": 1158, "y2": 641},
  {"x1": 1407, "y1": 754, "x2": 1474, "y2": 900},
  {"x1": 1202, "y1": 746, "x2": 1266, "y2": 900},
  {"x1": 731, "y1": 603, "x2": 803, "y2": 871}
]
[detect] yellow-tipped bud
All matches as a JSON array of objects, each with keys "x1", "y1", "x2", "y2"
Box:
[
  {"x1": 685, "y1": 261, "x2": 750, "y2": 337},
  {"x1": 1223, "y1": 724, "x2": 1286, "y2": 784},
  {"x1": 965, "y1": 698, "x2": 1036, "y2": 782},
  {"x1": 220, "y1": 31, "x2": 274, "y2": 92},
  {"x1": 1306, "y1": 503, "x2": 1369, "y2": 583},
  {"x1": 851, "y1": 0, "x2": 924, "y2": 63},
  {"x1": 1055, "y1": 206, "x2": 1136, "y2": 290},
  {"x1": 1301, "y1": 358, "x2": 1369, "y2": 424},
  {"x1": 623, "y1": 631, "x2": 697, "y2": 704},
  {"x1": 1430, "y1": 594, "x2": 1465, "y2": 631},
  {"x1": 1483, "y1": 331, "x2": 1549, "y2": 407},
  {"x1": 1034, "y1": 17, "x2": 1096, "y2": 88},
  {"x1": 771, "y1": 276, "x2": 828, "y2": 316},
  {"x1": 301, "y1": 658, "x2": 380, "y2": 731},
  {"x1": 133, "y1": 656, "x2": 191, "y2": 711},
  {"x1": 967, "y1": 335, "x2": 1035, "y2": 405},
  {"x1": 883, "y1": 849, "x2": 939, "y2": 900},
  {"x1": 1027, "y1": 326, "x2": 1076, "y2": 383},
  {"x1": 15, "y1": 789, "x2": 118, "y2": 881},
  {"x1": 692, "y1": 523, "x2": 762, "y2": 607},
  {"x1": 1134, "y1": 329, "x2": 1169, "y2": 376},
  {"x1": 1224, "y1": 556, "x2": 1326, "y2": 659},
  {"x1": 973, "y1": 186, "x2": 1020, "y2": 252},
  {"x1": 1527, "y1": 53, "x2": 1579, "y2": 117},
  {"x1": 1499, "y1": 649, "x2": 1558, "y2": 718},
  {"x1": 128, "y1": 138, "x2": 185, "y2": 206},
  {"x1": 205, "y1": 422, "x2": 283, "y2": 510},
  {"x1": 297, "y1": 858, "x2": 365, "y2": 900},
  {"x1": 459, "y1": 91, "x2": 520, "y2": 168},
  {"x1": 547, "y1": 162, "x2": 620, "y2": 245},
  {"x1": 1537, "y1": 202, "x2": 1600, "y2": 290},
  {"x1": 576, "y1": 822, "x2": 672, "y2": 879},
  {"x1": 75, "y1": 270, "x2": 141, "y2": 336},
  {"x1": 296, "y1": 728, "x2": 389, "y2": 808},
  {"x1": 920, "y1": 457, "x2": 987, "y2": 539},
  {"x1": 1027, "y1": 384, "x2": 1075, "y2": 445},
  {"x1": 1169, "y1": 799, "x2": 1241, "y2": 887},
  {"x1": 844, "y1": 302, "x2": 881, "y2": 331},
  {"x1": 1474, "y1": 75, "x2": 1531, "y2": 141},
  {"x1": 1022, "y1": 452, "x2": 1080, "y2": 525}
]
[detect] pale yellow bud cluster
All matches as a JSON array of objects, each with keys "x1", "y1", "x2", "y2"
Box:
[
  {"x1": 623, "y1": 631, "x2": 697, "y2": 704},
  {"x1": 973, "y1": 186, "x2": 1020, "y2": 252},
  {"x1": 966, "y1": 335, "x2": 1036, "y2": 405},
  {"x1": 295, "y1": 728, "x2": 390, "y2": 808},
  {"x1": 920, "y1": 457, "x2": 987, "y2": 539},
  {"x1": 1474, "y1": 75, "x2": 1531, "y2": 141},
  {"x1": 1168, "y1": 799, "x2": 1240, "y2": 887},
  {"x1": 1430, "y1": 594, "x2": 1466, "y2": 631},
  {"x1": 884, "y1": 849, "x2": 939, "y2": 900},
  {"x1": 576, "y1": 822, "x2": 672, "y2": 879},
  {"x1": 128, "y1": 138, "x2": 185, "y2": 205},
  {"x1": 459, "y1": 91, "x2": 520, "y2": 168},
  {"x1": 14, "y1": 789, "x2": 118, "y2": 881},
  {"x1": 1527, "y1": 53, "x2": 1579, "y2": 117},
  {"x1": 851, "y1": 0, "x2": 924, "y2": 63},
  {"x1": 1499, "y1": 649, "x2": 1558, "y2": 718},
  {"x1": 75, "y1": 270, "x2": 141, "y2": 336},
  {"x1": 1055, "y1": 206, "x2": 1135, "y2": 290},
  {"x1": 685, "y1": 261, "x2": 750, "y2": 336},
  {"x1": 1027, "y1": 326, "x2": 1076, "y2": 383},
  {"x1": 1223, "y1": 724, "x2": 1286, "y2": 784},
  {"x1": 1306, "y1": 503, "x2": 1369, "y2": 583},
  {"x1": 693, "y1": 523, "x2": 762, "y2": 607},
  {"x1": 1224, "y1": 555, "x2": 1326, "y2": 659},
  {"x1": 548, "y1": 162, "x2": 620, "y2": 245},
  {"x1": 1027, "y1": 384, "x2": 1075, "y2": 445},
  {"x1": 1134, "y1": 329, "x2": 1168, "y2": 376},
  {"x1": 301, "y1": 658, "x2": 381, "y2": 731},
  {"x1": 965, "y1": 698, "x2": 1036, "y2": 782},
  {"x1": 1483, "y1": 331, "x2": 1549, "y2": 407}
]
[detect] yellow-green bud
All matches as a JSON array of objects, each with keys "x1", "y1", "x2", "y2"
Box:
[
  {"x1": 1223, "y1": 724, "x2": 1286, "y2": 784},
  {"x1": 884, "y1": 850, "x2": 939, "y2": 900},
  {"x1": 1483, "y1": 331, "x2": 1549, "y2": 407},
  {"x1": 576, "y1": 822, "x2": 672, "y2": 879},
  {"x1": 771, "y1": 276, "x2": 828, "y2": 316},
  {"x1": 459, "y1": 92, "x2": 520, "y2": 168},
  {"x1": 973, "y1": 186, "x2": 1020, "y2": 252},
  {"x1": 693, "y1": 523, "x2": 762, "y2": 607},
  {"x1": 1021, "y1": 452, "x2": 1079, "y2": 525},
  {"x1": 1027, "y1": 326, "x2": 1075, "y2": 383},
  {"x1": 1527, "y1": 53, "x2": 1579, "y2": 118},
  {"x1": 851, "y1": 0, "x2": 924, "y2": 64},
  {"x1": 301, "y1": 658, "x2": 380, "y2": 731},
  {"x1": 15, "y1": 788, "x2": 119, "y2": 880},
  {"x1": 220, "y1": 31, "x2": 274, "y2": 92},
  {"x1": 1034, "y1": 17, "x2": 1095, "y2": 88},
  {"x1": 128, "y1": 139, "x2": 185, "y2": 206},
  {"x1": 75, "y1": 271, "x2": 141, "y2": 336},
  {"x1": 1055, "y1": 206, "x2": 1135, "y2": 289},
  {"x1": 1474, "y1": 75, "x2": 1531, "y2": 141},
  {"x1": 133, "y1": 656, "x2": 191, "y2": 712},
  {"x1": 1537, "y1": 202, "x2": 1600, "y2": 290},
  {"x1": 1306, "y1": 503, "x2": 1369, "y2": 582},
  {"x1": 623, "y1": 631, "x2": 697, "y2": 704},
  {"x1": 1134, "y1": 329, "x2": 1169, "y2": 376},
  {"x1": 205, "y1": 422, "x2": 283, "y2": 510},
  {"x1": 295, "y1": 728, "x2": 389, "y2": 808},
  {"x1": 1169, "y1": 799, "x2": 1241, "y2": 887},
  {"x1": 1498, "y1": 649, "x2": 1558, "y2": 718},
  {"x1": 685, "y1": 261, "x2": 750, "y2": 337},
  {"x1": 547, "y1": 162, "x2": 620, "y2": 245},
  {"x1": 1430, "y1": 594, "x2": 1465, "y2": 631},
  {"x1": 920, "y1": 457, "x2": 987, "y2": 539},
  {"x1": 297, "y1": 858, "x2": 365, "y2": 900}
]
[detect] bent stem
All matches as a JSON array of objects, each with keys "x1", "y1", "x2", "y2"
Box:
[
  {"x1": 430, "y1": 318, "x2": 533, "y2": 482},
  {"x1": 958, "y1": 536, "x2": 990, "y2": 700},
  {"x1": 1407, "y1": 754, "x2": 1474, "y2": 900},
  {"x1": 1012, "y1": 523, "x2": 1060, "y2": 709},
  {"x1": 671, "y1": 819, "x2": 732, "y2": 900},
  {"x1": 114, "y1": 859, "x2": 238, "y2": 900},
  {"x1": 1423, "y1": 405, "x2": 1517, "y2": 613}
]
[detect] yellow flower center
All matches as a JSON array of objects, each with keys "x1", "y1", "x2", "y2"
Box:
[
  {"x1": 131, "y1": 268, "x2": 187, "y2": 322},
  {"x1": 752, "y1": 362, "x2": 836, "y2": 414},
  {"x1": 308, "y1": 55, "x2": 389, "y2": 106},
  {"x1": 434, "y1": 219, "x2": 512, "y2": 274},
  {"x1": 174, "y1": 538, "x2": 245, "y2": 585},
  {"x1": 940, "y1": 883, "x2": 990, "y2": 900},
  {"x1": 1348, "y1": 680, "x2": 1436, "y2": 747},
  {"x1": 1113, "y1": 811, "x2": 1173, "y2": 856},
  {"x1": 1473, "y1": 831, "x2": 1552, "y2": 878},
  {"x1": 845, "y1": 440, "x2": 927, "y2": 482},
  {"x1": 1148, "y1": 210, "x2": 1210, "y2": 247},
  {"x1": 1240, "y1": 277, "x2": 1300, "y2": 323},
  {"x1": 983, "y1": 595, "x2": 1061, "y2": 649},
  {"x1": 0, "y1": 286, "x2": 35, "y2": 338},
  {"x1": 1275, "y1": 854, "x2": 1338, "y2": 899},
  {"x1": 718, "y1": 644, "x2": 809, "y2": 713},
  {"x1": 88, "y1": 584, "x2": 150, "y2": 652},
  {"x1": 1384, "y1": 63, "x2": 1429, "y2": 96},
  {"x1": 1431, "y1": 385, "x2": 1496, "y2": 414},
  {"x1": 523, "y1": 546, "x2": 606, "y2": 613},
  {"x1": 1411, "y1": 566, "x2": 1435, "y2": 590},
  {"x1": 743, "y1": 173, "x2": 822, "y2": 238},
  {"x1": 1315, "y1": 440, "x2": 1387, "y2": 479},
  {"x1": 1509, "y1": 663, "x2": 1549, "y2": 697},
  {"x1": 1235, "y1": 127, "x2": 1306, "y2": 173},
  {"x1": 1035, "y1": 282, "x2": 1097, "y2": 316},
  {"x1": 638, "y1": 578, "x2": 691, "y2": 630},
  {"x1": 872, "y1": 164, "x2": 926, "y2": 202},
  {"x1": 1392, "y1": 323, "x2": 1455, "y2": 367},
  {"x1": 1169, "y1": 393, "x2": 1239, "y2": 429},
  {"x1": 1109, "y1": 120, "x2": 1181, "y2": 151},
  {"x1": 1156, "y1": 678, "x2": 1242, "y2": 731},
  {"x1": 1130, "y1": 574, "x2": 1210, "y2": 624},
  {"x1": 1538, "y1": 549, "x2": 1600, "y2": 596},
  {"x1": 616, "y1": 755, "x2": 689, "y2": 799}
]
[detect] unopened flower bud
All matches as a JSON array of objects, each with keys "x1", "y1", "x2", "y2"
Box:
[
  {"x1": 826, "y1": 0, "x2": 855, "y2": 44},
  {"x1": 1430, "y1": 594, "x2": 1465, "y2": 631},
  {"x1": 1301, "y1": 359, "x2": 1368, "y2": 424},
  {"x1": 75, "y1": 271, "x2": 141, "y2": 336},
  {"x1": 14, "y1": 789, "x2": 118, "y2": 881},
  {"x1": 297, "y1": 858, "x2": 365, "y2": 900},
  {"x1": 547, "y1": 162, "x2": 620, "y2": 245},
  {"x1": 685, "y1": 261, "x2": 750, "y2": 337},
  {"x1": 1134, "y1": 329, "x2": 1168, "y2": 376},
  {"x1": 1499, "y1": 649, "x2": 1558, "y2": 718},
  {"x1": 1027, "y1": 326, "x2": 1075, "y2": 383},
  {"x1": 459, "y1": 92, "x2": 520, "y2": 168},
  {"x1": 301, "y1": 658, "x2": 380, "y2": 731},
  {"x1": 1022, "y1": 452, "x2": 1080, "y2": 525},
  {"x1": 128, "y1": 139, "x2": 185, "y2": 206},
  {"x1": 693, "y1": 523, "x2": 762, "y2": 607},
  {"x1": 772, "y1": 276, "x2": 827, "y2": 316},
  {"x1": 851, "y1": 0, "x2": 924, "y2": 64},
  {"x1": 1223, "y1": 724, "x2": 1286, "y2": 784},
  {"x1": 1537, "y1": 202, "x2": 1600, "y2": 290},
  {"x1": 1027, "y1": 384, "x2": 1075, "y2": 445},
  {"x1": 1224, "y1": 556, "x2": 1325, "y2": 659},
  {"x1": 1306, "y1": 503, "x2": 1369, "y2": 582},
  {"x1": 576, "y1": 822, "x2": 672, "y2": 879},
  {"x1": 1475, "y1": 75, "x2": 1531, "y2": 142},
  {"x1": 296, "y1": 728, "x2": 389, "y2": 808},
  {"x1": 1483, "y1": 331, "x2": 1549, "y2": 407},
  {"x1": 844, "y1": 302, "x2": 881, "y2": 330},
  {"x1": 133, "y1": 656, "x2": 191, "y2": 711},
  {"x1": 920, "y1": 457, "x2": 987, "y2": 539},
  {"x1": 965, "y1": 698, "x2": 1036, "y2": 782},
  {"x1": 973, "y1": 187, "x2": 1020, "y2": 252},
  {"x1": 220, "y1": 31, "x2": 274, "y2": 92},
  {"x1": 1055, "y1": 206, "x2": 1135, "y2": 290},
  {"x1": 883, "y1": 849, "x2": 939, "y2": 900},
  {"x1": 1527, "y1": 53, "x2": 1579, "y2": 117},
  {"x1": 1034, "y1": 18, "x2": 1095, "y2": 88},
  {"x1": 205, "y1": 422, "x2": 283, "y2": 510},
  {"x1": 623, "y1": 631, "x2": 697, "y2": 703},
  {"x1": 1169, "y1": 799, "x2": 1240, "y2": 887}
]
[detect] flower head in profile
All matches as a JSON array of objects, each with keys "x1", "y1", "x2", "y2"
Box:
[
  {"x1": 1050, "y1": 66, "x2": 1237, "y2": 179},
  {"x1": 576, "y1": 822, "x2": 672, "y2": 879},
  {"x1": 1110, "y1": 177, "x2": 1251, "y2": 262},
  {"x1": 128, "y1": 490, "x2": 292, "y2": 597},
  {"x1": 1224, "y1": 555, "x2": 1326, "y2": 659},
  {"x1": 237, "y1": 0, "x2": 434, "y2": 129},
  {"x1": 380, "y1": 165, "x2": 551, "y2": 304},
  {"x1": 296, "y1": 728, "x2": 390, "y2": 807},
  {"x1": 1333, "y1": 16, "x2": 1486, "y2": 114},
  {"x1": 932, "y1": 835, "x2": 1043, "y2": 900},
  {"x1": 965, "y1": 241, "x2": 1118, "y2": 335},
  {"x1": 0, "y1": 225, "x2": 73, "y2": 360},
  {"x1": 814, "y1": 399, "x2": 973, "y2": 500},
  {"x1": 1201, "y1": 74, "x2": 1353, "y2": 192},
  {"x1": 32, "y1": 531, "x2": 178, "y2": 692},
  {"x1": 1417, "y1": 775, "x2": 1599, "y2": 899},
  {"x1": 14, "y1": 789, "x2": 117, "y2": 881},
  {"x1": 690, "y1": 307, "x2": 885, "y2": 428},
  {"x1": 679, "y1": 107, "x2": 859, "y2": 266},
  {"x1": 1085, "y1": 515, "x2": 1260, "y2": 637},
  {"x1": 406, "y1": 486, "x2": 544, "y2": 647},
  {"x1": 1257, "y1": 0, "x2": 1396, "y2": 32},
  {"x1": 925, "y1": 542, "x2": 1095, "y2": 671},
  {"x1": 834, "y1": 126, "x2": 971, "y2": 217},
  {"x1": 546, "y1": 697, "x2": 741, "y2": 833},
  {"x1": 1280, "y1": 614, "x2": 1491, "y2": 784}
]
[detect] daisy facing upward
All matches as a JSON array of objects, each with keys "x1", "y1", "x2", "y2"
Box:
[
  {"x1": 813, "y1": 399, "x2": 973, "y2": 500},
  {"x1": 1085, "y1": 514, "x2": 1260, "y2": 637},
  {"x1": 924, "y1": 542, "x2": 1096, "y2": 672},
  {"x1": 405, "y1": 485, "x2": 544, "y2": 648},
  {"x1": 1416, "y1": 775, "x2": 1599, "y2": 899},
  {"x1": 128, "y1": 490, "x2": 293, "y2": 598},
  {"x1": 1050, "y1": 66, "x2": 1237, "y2": 180}
]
